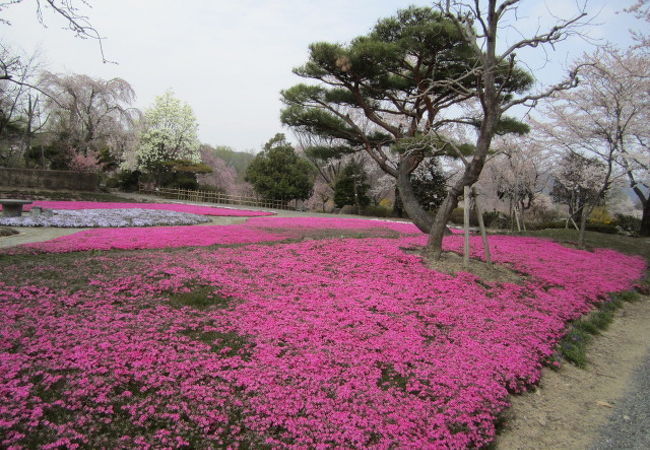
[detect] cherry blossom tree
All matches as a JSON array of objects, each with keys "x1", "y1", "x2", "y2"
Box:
[
  {"x1": 483, "y1": 137, "x2": 549, "y2": 231},
  {"x1": 305, "y1": 177, "x2": 335, "y2": 212},
  {"x1": 421, "y1": 0, "x2": 588, "y2": 258},
  {"x1": 537, "y1": 47, "x2": 650, "y2": 236},
  {"x1": 368, "y1": 173, "x2": 395, "y2": 207},
  {"x1": 551, "y1": 152, "x2": 609, "y2": 247},
  {"x1": 41, "y1": 72, "x2": 138, "y2": 166},
  {"x1": 624, "y1": 0, "x2": 650, "y2": 48},
  {"x1": 197, "y1": 145, "x2": 237, "y2": 194}
]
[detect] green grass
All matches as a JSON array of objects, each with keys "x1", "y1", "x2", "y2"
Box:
[
  {"x1": 520, "y1": 228, "x2": 650, "y2": 261},
  {"x1": 168, "y1": 285, "x2": 235, "y2": 310},
  {"x1": 376, "y1": 362, "x2": 409, "y2": 392},
  {"x1": 180, "y1": 328, "x2": 253, "y2": 359},
  {"x1": 557, "y1": 291, "x2": 641, "y2": 368}
]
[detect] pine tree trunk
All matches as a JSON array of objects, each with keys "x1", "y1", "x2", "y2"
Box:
[
  {"x1": 392, "y1": 185, "x2": 404, "y2": 218},
  {"x1": 463, "y1": 186, "x2": 470, "y2": 267},
  {"x1": 427, "y1": 189, "x2": 461, "y2": 259},
  {"x1": 397, "y1": 161, "x2": 433, "y2": 233},
  {"x1": 426, "y1": 5, "x2": 500, "y2": 260},
  {"x1": 427, "y1": 113, "x2": 498, "y2": 259}
]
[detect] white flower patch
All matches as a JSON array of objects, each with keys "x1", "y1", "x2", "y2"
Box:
[{"x1": 0, "y1": 209, "x2": 211, "y2": 228}]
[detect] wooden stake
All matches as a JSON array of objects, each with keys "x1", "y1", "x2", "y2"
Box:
[
  {"x1": 472, "y1": 187, "x2": 491, "y2": 264},
  {"x1": 463, "y1": 185, "x2": 470, "y2": 267},
  {"x1": 514, "y1": 207, "x2": 522, "y2": 232}
]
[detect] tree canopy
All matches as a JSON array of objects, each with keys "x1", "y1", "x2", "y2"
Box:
[
  {"x1": 280, "y1": 5, "x2": 533, "y2": 236},
  {"x1": 333, "y1": 161, "x2": 370, "y2": 210},
  {"x1": 245, "y1": 133, "x2": 314, "y2": 203}
]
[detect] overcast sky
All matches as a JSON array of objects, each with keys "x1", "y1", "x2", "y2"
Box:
[{"x1": 1, "y1": 0, "x2": 644, "y2": 152}]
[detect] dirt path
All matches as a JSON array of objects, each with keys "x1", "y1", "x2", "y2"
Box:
[
  {"x1": 495, "y1": 296, "x2": 650, "y2": 449},
  {"x1": 0, "y1": 227, "x2": 89, "y2": 248}
]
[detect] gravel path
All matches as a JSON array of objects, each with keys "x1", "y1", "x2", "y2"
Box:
[{"x1": 591, "y1": 349, "x2": 650, "y2": 449}]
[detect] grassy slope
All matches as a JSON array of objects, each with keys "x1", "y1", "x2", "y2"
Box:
[{"x1": 520, "y1": 229, "x2": 650, "y2": 262}]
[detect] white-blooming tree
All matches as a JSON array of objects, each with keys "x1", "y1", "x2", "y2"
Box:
[
  {"x1": 550, "y1": 152, "x2": 610, "y2": 247},
  {"x1": 625, "y1": 0, "x2": 650, "y2": 48},
  {"x1": 484, "y1": 136, "x2": 549, "y2": 230},
  {"x1": 135, "y1": 90, "x2": 201, "y2": 184},
  {"x1": 537, "y1": 47, "x2": 650, "y2": 236}
]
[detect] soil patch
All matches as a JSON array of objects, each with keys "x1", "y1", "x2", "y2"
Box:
[
  {"x1": 408, "y1": 248, "x2": 526, "y2": 284},
  {"x1": 494, "y1": 296, "x2": 650, "y2": 449}
]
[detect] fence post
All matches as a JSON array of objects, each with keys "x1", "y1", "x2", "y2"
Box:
[{"x1": 463, "y1": 185, "x2": 470, "y2": 268}]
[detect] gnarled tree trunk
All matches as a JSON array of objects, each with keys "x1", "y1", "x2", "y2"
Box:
[
  {"x1": 396, "y1": 149, "x2": 452, "y2": 236},
  {"x1": 397, "y1": 152, "x2": 432, "y2": 233}
]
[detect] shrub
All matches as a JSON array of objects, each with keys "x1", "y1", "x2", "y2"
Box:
[
  {"x1": 613, "y1": 214, "x2": 641, "y2": 234},
  {"x1": 449, "y1": 208, "x2": 502, "y2": 227},
  {"x1": 482, "y1": 211, "x2": 504, "y2": 228},
  {"x1": 589, "y1": 206, "x2": 613, "y2": 225},
  {"x1": 585, "y1": 222, "x2": 618, "y2": 234},
  {"x1": 106, "y1": 170, "x2": 141, "y2": 192},
  {"x1": 361, "y1": 205, "x2": 393, "y2": 218},
  {"x1": 334, "y1": 161, "x2": 370, "y2": 209},
  {"x1": 167, "y1": 175, "x2": 199, "y2": 190},
  {"x1": 449, "y1": 207, "x2": 479, "y2": 226},
  {"x1": 530, "y1": 220, "x2": 618, "y2": 235},
  {"x1": 530, "y1": 221, "x2": 567, "y2": 230}
]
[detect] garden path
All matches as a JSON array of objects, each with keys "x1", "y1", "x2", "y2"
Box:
[{"x1": 495, "y1": 296, "x2": 650, "y2": 449}]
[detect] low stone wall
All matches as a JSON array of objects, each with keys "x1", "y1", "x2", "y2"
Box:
[{"x1": 0, "y1": 167, "x2": 98, "y2": 191}]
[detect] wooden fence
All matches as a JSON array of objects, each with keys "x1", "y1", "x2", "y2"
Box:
[{"x1": 138, "y1": 186, "x2": 294, "y2": 210}]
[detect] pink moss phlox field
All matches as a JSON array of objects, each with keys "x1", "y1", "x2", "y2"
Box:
[
  {"x1": 12, "y1": 216, "x2": 421, "y2": 254},
  {"x1": 0, "y1": 232, "x2": 644, "y2": 448},
  {"x1": 12, "y1": 200, "x2": 274, "y2": 217},
  {"x1": 438, "y1": 234, "x2": 644, "y2": 318},
  {"x1": 20, "y1": 225, "x2": 288, "y2": 253},
  {"x1": 245, "y1": 216, "x2": 421, "y2": 235}
]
